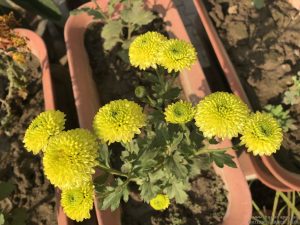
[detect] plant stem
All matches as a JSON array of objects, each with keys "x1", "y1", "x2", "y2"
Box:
[
  {"x1": 271, "y1": 191, "x2": 279, "y2": 225},
  {"x1": 278, "y1": 191, "x2": 300, "y2": 219},
  {"x1": 195, "y1": 146, "x2": 232, "y2": 156},
  {"x1": 97, "y1": 163, "x2": 129, "y2": 178},
  {"x1": 252, "y1": 200, "x2": 269, "y2": 224}
]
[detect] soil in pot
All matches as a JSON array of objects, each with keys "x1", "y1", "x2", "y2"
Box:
[
  {"x1": 84, "y1": 16, "x2": 227, "y2": 225},
  {"x1": 204, "y1": 0, "x2": 300, "y2": 173},
  {"x1": 0, "y1": 53, "x2": 57, "y2": 225}
]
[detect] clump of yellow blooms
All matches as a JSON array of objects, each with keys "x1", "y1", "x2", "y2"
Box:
[
  {"x1": 23, "y1": 110, "x2": 65, "y2": 154},
  {"x1": 195, "y1": 92, "x2": 249, "y2": 139},
  {"x1": 43, "y1": 129, "x2": 98, "y2": 189},
  {"x1": 129, "y1": 31, "x2": 167, "y2": 70},
  {"x1": 150, "y1": 194, "x2": 170, "y2": 210},
  {"x1": 93, "y1": 99, "x2": 146, "y2": 144},
  {"x1": 23, "y1": 30, "x2": 285, "y2": 221},
  {"x1": 241, "y1": 112, "x2": 283, "y2": 156},
  {"x1": 158, "y1": 39, "x2": 197, "y2": 72},
  {"x1": 164, "y1": 100, "x2": 195, "y2": 124},
  {"x1": 129, "y1": 31, "x2": 196, "y2": 72},
  {"x1": 61, "y1": 183, "x2": 94, "y2": 222}
]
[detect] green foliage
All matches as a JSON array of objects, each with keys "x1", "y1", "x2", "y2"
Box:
[
  {"x1": 2, "y1": 0, "x2": 62, "y2": 21},
  {"x1": 264, "y1": 104, "x2": 296, "y2": 132},
  {"x1": 93, "y1": 67, "x2": 237, "y2": 211},
  {"x1": 252, "y1": 0, "x2": 265, "y2": 9},
  {"x1": 283, "y1": 72, "x2": 300, "y2": 106},
  {"x1": 0, "y1": 181, "x2": 14, "y2": 201},
  {"x1": 0, "y1": 214, "x2": 4, "y2": 225},
  {"x1": 71, "y1": 0, "x2": 157, "y2": 51}
]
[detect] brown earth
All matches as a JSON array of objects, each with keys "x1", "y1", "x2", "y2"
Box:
[
  {"x1": 205, "y1": 0, "x2": 300, "y2": 173},
  {"x1": 0, "y1": 56, "x2": 57, "y2": 225}
]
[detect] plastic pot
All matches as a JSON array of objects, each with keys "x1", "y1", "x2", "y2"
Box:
[
  {"x1": 193, "y1": 0, "x2": 299, "y2": 191},
  {"x1": 14, "y1": 29, "x2": 74, "y2": 225},
  {"x1": 64, "y1": 1, "x2": 252, "y2": 224}
]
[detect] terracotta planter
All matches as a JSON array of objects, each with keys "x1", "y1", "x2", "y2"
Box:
[
  {"x1": 65, "y1": 1, "x2": 252, "y2": 224},
  {"x1": 14, "y1": 29, "x2": 74, "y2": 225},
  {"x1": 288, "y1": 0, "x2": 300, "y2": 10},
  {"x1": 193, "y1": 0, "x2": 300, "y2": 191}
]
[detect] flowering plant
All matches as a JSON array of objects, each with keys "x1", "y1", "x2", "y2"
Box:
[
  {"x1": 0, "y1": 13, "x2": 39, "y2": 131},
  {"x1": 24, "y1": 32, "x2": 283, "y2": 221}
]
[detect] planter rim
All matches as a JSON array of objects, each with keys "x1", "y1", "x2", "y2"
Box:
[
  {"x1": 14, "y1": 29, "x2": 73, "y2": 225},
  {"x1": 193, "y1": 0, "x2": 299, "y2": 191},
  {"x1": 65, "y1": 1, "x2": 252, "y2": 224}
]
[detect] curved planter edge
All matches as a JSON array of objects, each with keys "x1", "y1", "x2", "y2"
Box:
[
  {"x1": 64, "y1": 1, "x2": 252, "y2": 224},
  {"x1": 14, "y1": 29, "x2": 74, "y2": 225},
  {"x1": 193, "y1": 0, "x2": 300, "y2": 191}
]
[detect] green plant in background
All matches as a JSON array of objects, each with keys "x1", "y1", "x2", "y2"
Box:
[
  {"x1": 263, "y1": 105, "x2": 297, "y2": 132},
  {"x1": 283, "y1": 72, "x2": 300, "y2": 106},
  {"x1": 252, "y1": 0, "x2": 266, "y2": 9},
  {"x1": 23, "y1": 31, "x2": 284, "y2": 222},
  {"x1": 71, "y1": 0, "x2": 156, "y2": 51},
  {"x1": 0, "y1": 181, "x2": 27, "y2": 225},
  {"x1": 252, "y1": 191, "x2": 300, "y2": 225},
  {"x1": 0, "y1": 13, "x2": 36, "y2": 130},
  {"x1": 0, "y1": 0, "x2": 62, "y2": 22}
]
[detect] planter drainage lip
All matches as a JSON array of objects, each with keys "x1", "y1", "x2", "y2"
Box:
[
  {"x1": 65, "y1": 1, "x2": 252, "y2": 224},
  {"x1": 14, "y1": 29, "x2": 73, "y2": 225},
  {"x1": 193, "y1": 0, "x2": 300, "y2": 191}
]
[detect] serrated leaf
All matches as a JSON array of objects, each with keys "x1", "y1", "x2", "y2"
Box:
[
  {"x1": 0, "y1": 182, "x2": 15, "y2": 201},
  {"x1": 166, "y1": 181, "x2": 188, "y2": 204},
  {"x1": 122, "y1": 37, "x2": 135, "y2": 49},
  {"x1": 166, "y1": 152, "x2": 188, "y2": 179},
  {"x1": 101, "y1": 190, "x2": 122, "y2": 211},
  {"x1": 101, "y1": 20, "x2": 123, "y2": 40},
  {"x1": 103, "y1": 37, "x2": 121, "y2": 50},
  {"x1": 140, "y1": 182, "x2": 159, "y2": 202},
  {"x1": 120, "y1": 2, "x2": 155, "y2": 26},
  {"x1": 70, "y1": 7, "x2": 105, "y2": 20},
  {"x1": 99, "y1": 144, "x2": 110, "y2": 167}
]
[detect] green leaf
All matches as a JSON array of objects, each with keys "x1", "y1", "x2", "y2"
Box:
[
  {"x1": 252, "y1": 0, "x2": 265, "y2": 9},
  {"x1": 140, "y1": 182, "x2": 159, "y2": 202},
  {"x1": 10, "y1": 208, "x2": 27, "y2": 225},
  {"x1": 120, "y1": 1, "x2": 156, "y2": 26},
  {"x1": 166, "y1": 152, "x2": 188, "y2": 179},
  {"x1": 70, "y1": 7, "x2": 105, "y2": 20},
  {"x1": 165, "y1": 181, "x2": 188, "y2": 204},
  {"x1": 101, "y1": 20, "x2": 123, "y2": 40},
  {"x1": 0, "y1": 214, "x2": 4, "y2": 225},
  {"x1": 211, "y1": 152, "x2": 237, "y2": 168},
  {"x1": 162, "y1": 87, "x2": 181, "y2": 100},
  {"x1": 94, "y1": 172, "x2": 109, "y2": 193},
  {"x1": 0, "y1": 181, "x2": 15, "y2": 201},
  {"x1": 99, "y1": 144, "x2": 110, "y2": 167},
  {"x1": 11, "y1": 0, "x2": 62, "y2": 21},
  {"x1": 101, "y1": 190, "x2": 122, "y2": 211},
  {"x1": 117, "y1": 49, "x2": 130, "y2": 63}
]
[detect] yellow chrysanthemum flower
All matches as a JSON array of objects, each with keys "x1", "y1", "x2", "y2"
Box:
[
  {"x1": 93, "y1": 99, "x2": 146, "y2": 144},
  {"x1": 241, "y1": 112, "x2": 283, "y2": 156},
  {"x1": 150, "y1": 194, "x2": 170, "y2": 211},
  {"x1": 23, "y1": 110, "x2": 65, "y2": 154},
  {"x1": 129, "y1": 31, "x2": 167, "y2": 70},
  {"x1": 164, "y1": 100, "x2": 195, "y2": 124},
  {"x1": 43, "y1": 129, "x2": 98, "y2": 189},
  {"x1": 195, "y1": 92, "x2": 249, "y2": 139},
  {"x1": 61, "y1": 183, "x2": 94, "y2": 222},
  {"x1": 158, "y1": 39, "x2": 197, "y2": 73}
]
